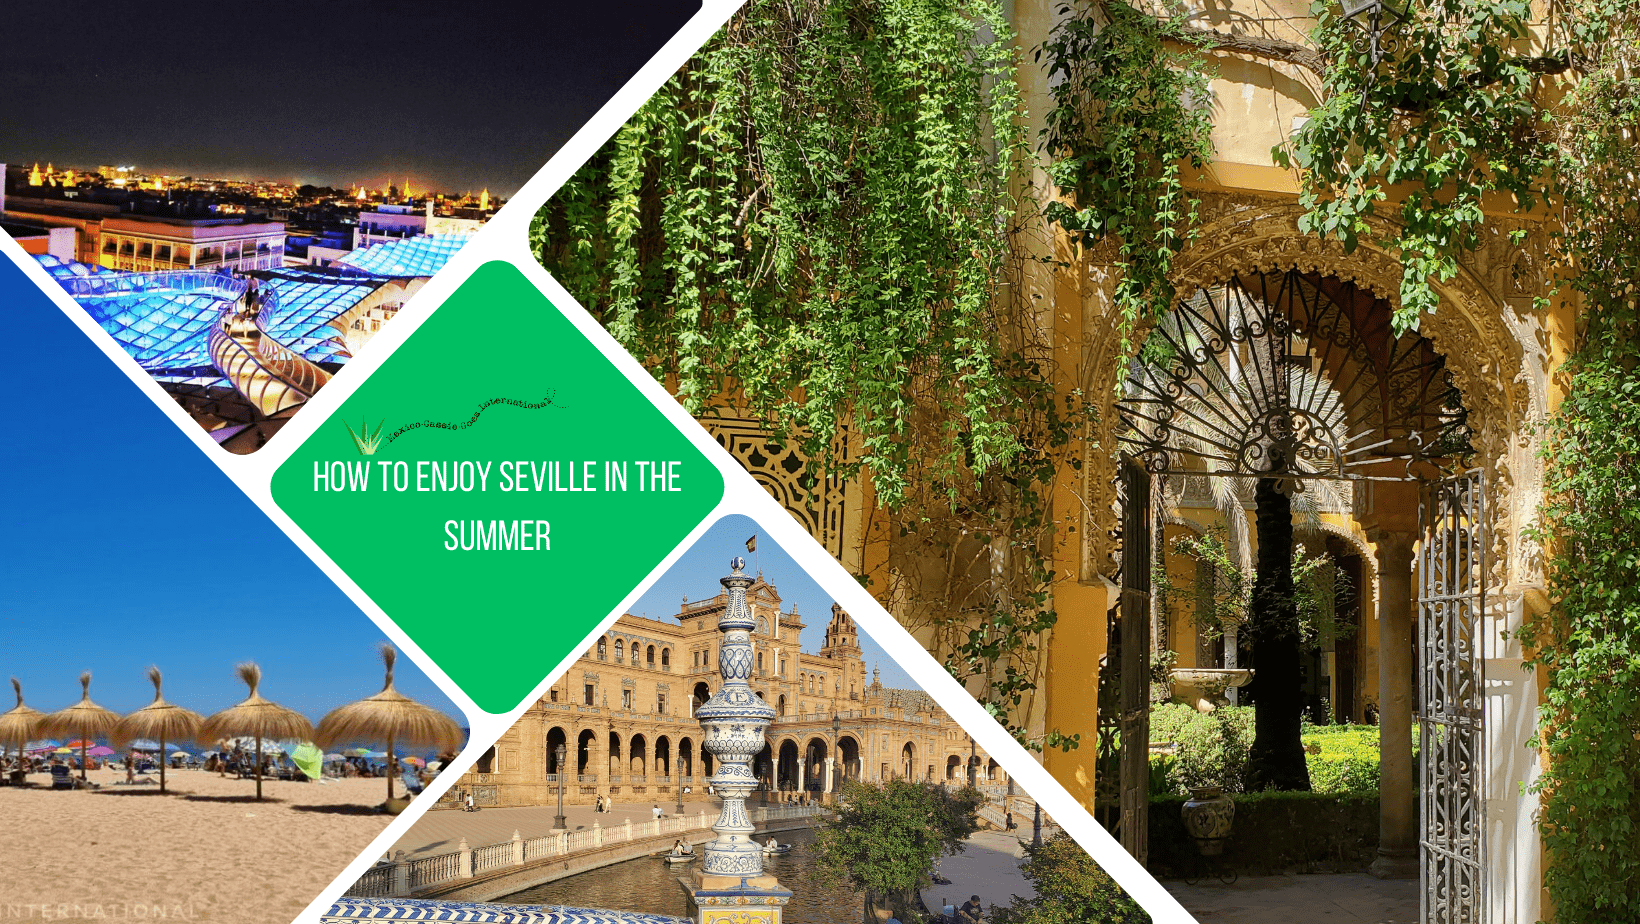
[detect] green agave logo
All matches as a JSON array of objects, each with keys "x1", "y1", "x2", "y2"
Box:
[{"x1": 343, "y1": 417, "x2": 387, "y2": 456}]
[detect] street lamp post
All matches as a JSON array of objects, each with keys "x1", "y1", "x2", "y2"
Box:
[
  {"x1": 675, "y1": 748, "x2": 686, "y2": 816},
  {"x1": 830, "y1": 710, "x2": 841, "y2": 804},
  {"x1": 553, "y1": 743, "x2": 567, "y2": 831}
]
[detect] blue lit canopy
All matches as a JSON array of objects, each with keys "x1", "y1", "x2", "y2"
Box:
[
  {"x1": 338, "y1": 233, "x2": 471, "y2": 277},
  {"x1": 52, "y1": 267, "x2": 245, "y2": 375},
  {"x1": 34, "y1": 254, "x2": 118, "y2": 281},
  {"x1": 35, "y1": 257, "x2": 401, "y2": 378},
  {"x1": 257, "y1": 267, "x2": 396, "y2": 364}
]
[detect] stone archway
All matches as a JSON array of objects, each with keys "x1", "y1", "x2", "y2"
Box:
[
  {"x1": 1080, "y1": 199, "x2": 1546, "y2": 591},
  {"x1": 1075, "y1": 199, "x2": 1550, "y2": 914},
  {"x1": 837, "y1": 735, "x2": 861, "y2": 782},
  {"x1": 577, "y1": 729, "x2": 595, "y2": 777},
  {"x1": 777, "y1": 739, "x2": 800, "y2": 791},
  {"x1": 545, "y1": 726, "x2": 567, "y2": 776}
]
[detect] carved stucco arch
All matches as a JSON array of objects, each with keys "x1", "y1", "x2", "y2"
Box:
[
  {"x1": 1079, "y1": 197, "x2": 1548, "y2": 592},
  {"x1": 1311, "y1": 520, "x2": 1382, "y2": 606}
]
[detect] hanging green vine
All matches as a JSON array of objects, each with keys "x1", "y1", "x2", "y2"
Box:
[
  {"x1": 1519, "y1": 5, "x2": 1640, "y2": 920},
  {"x1": 531, "y1": 0, "x2": 1088, "y2": 750},
  {"x1": 1276, "y1": 0, "x2": 1568, "y2": 332},
  {"x1": 1039, "y1": 0, "x2": 1216, "y2": 345},
  {"x1": 534, "y1": 0, "x2": 1029, "y2": 507}
]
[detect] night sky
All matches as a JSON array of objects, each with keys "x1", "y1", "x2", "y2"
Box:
[{"x1": 1, "y1": 2, "x2": 701, "y2": 196}]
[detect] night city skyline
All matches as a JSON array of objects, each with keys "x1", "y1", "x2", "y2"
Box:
[
  {"x1": 6, "y1": 157, "x2": 494, "y2": 199},
  {"x1": 0, "y1": 2, "x2": 700, "y2": 197}
]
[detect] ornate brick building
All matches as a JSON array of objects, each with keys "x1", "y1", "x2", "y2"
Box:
[{"x1": 454, "y1": 576, "x2": 1005, "y2": 807}]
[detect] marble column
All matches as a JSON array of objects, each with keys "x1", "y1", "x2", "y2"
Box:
[{"x1": 1369, "y1": 528, "x2": 1419, "y2": 880}]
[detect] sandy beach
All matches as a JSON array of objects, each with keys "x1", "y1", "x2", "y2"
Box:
[{"x1": 1, "y1": 767, "x2": 402, "y2": 924}]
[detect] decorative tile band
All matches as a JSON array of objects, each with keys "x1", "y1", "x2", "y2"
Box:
[{"x1": 320, "y1": 897, "x2": 691, "y2": 924}]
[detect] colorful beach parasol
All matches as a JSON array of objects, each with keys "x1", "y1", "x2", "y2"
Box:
[
  {"x1": 291, "y1": 742, "x2": 323, "y2": 780},
  {"x1": 114, "y1": 667, "x2": 204, "y2": 794},
  {"x1": 198, "y1": 663, "x2": 313, "y2": 801},
  {"x1": 0, "y1": 679, "x2": 42, "y2": 776},
  {"x1": 40, "y1": 672, "x2": 120, "y2": 781},
  {"x1": 315, "y1": 645, "x2": 464, "y2": 805}
]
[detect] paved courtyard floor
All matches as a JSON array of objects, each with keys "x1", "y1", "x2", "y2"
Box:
[
  {"x1": 1166, "y1": 873, "x2": 1419, "y2": 923},
  {"x1": 920, "y1": 830, "x2": 1036, "y2": 919}
]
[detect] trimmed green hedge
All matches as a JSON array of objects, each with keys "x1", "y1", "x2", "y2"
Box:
[
  {"x1": 1150, "y1": 704, "x2": 1413, "y2": 797},
  {"x1": 1146, "y1": 790, "x2": 1380, "y2": 879},
  {"x1": 1301, "y1": 724, "x2": 1382, "y2": 796}
]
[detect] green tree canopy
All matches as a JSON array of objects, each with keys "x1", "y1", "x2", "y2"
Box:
[
  {"x1": 990, "y1": 832, "x2": 1149, "y2": 924},
  {"x1": 813, "y1": 779, "x2": 983, "y2": 904}
]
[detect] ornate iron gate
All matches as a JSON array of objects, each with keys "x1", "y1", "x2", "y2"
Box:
[
  {"x1": 1118, "y1": 458, "x2": 1152, "y2": 864},
  {"x1": 1419, "y1": 469, "x2": 1486, "y2": 924}
]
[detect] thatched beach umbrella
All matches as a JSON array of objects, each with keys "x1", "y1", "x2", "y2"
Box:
[
  {"x1": 41, "y1": 672, "x2": 119, "y2": 781},
  {"x1": 199, "y1": 663, "x2": 313, "y2": 800},
  {"x1": 0, "y1": 679, "x2": 43, "y2": 776},
  {"x1": 316, "y1": 644, "x2": 464, "y2": 804},
  {"x1": 113, "y1": 667, "x2": 203, "y2": 793}
]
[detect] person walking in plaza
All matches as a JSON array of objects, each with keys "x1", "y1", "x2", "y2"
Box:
[
  {"x1": 652, "y1": 803, "x2": 663, "y2": 821},
  {"x1": 464, "y1": 790, "x2": 475, "y2": 813}
]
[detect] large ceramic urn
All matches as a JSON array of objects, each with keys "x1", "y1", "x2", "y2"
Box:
[{"x1": 1180, "y1": 786, "x2": 1236, "y2": 856}]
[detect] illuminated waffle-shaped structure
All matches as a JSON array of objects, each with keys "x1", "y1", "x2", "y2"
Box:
[
  {"x1": 207, "y1": 279, "x2": 332, "y2": 417},
  {"x1": 38, "y1": 234, "x2": 469, "y2": 449}
]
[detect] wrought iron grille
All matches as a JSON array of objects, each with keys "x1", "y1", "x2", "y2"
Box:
[
  {"x1": 1119, "y1": 271, "x2": 1469, "y2": 486},
  {"x1": 1419, "y1": 469, "x2": 1486, "y2": 924}
]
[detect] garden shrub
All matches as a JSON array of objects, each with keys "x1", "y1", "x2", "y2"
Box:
[
  {"x1": 990, "y1": 832, "x2": 1149, "y2": 924},
  {"x1": 1150, "y1": 703, "x2": 1254, "y2": 793},
  {"x1": 1152, "y1": 704, "x2": 1394, "y2": 795},
  {"x1": 1301, "y1": 724, "x2": 1382, "y2": 796},
  {"x1": 1147, "y1": 790, "x2": 1380, "y2": 878}
]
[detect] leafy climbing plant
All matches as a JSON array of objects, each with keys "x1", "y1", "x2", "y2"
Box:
[
  {"x1": 1039, "y1": 0, "x2": 1216, "y2": 346},
  {"x1": 1282, "y1": 0, "x2": 1640, "y2": 913},
  {"x1": 1519, "y1": 5, "x2": 1640, "y2": 920},
  {"x1": 1276, "y1": 0, "x2": 1568, "y2": 332},
  {"x1": 532, "y1": 0, "x2": 1088, "y2": 750}
]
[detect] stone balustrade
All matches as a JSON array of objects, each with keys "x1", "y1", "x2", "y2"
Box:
[{"x1": 347, "y1": 804, "x2": 823, "y2": 899}]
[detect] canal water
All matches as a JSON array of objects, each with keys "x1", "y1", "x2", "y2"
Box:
[{"x1": 501, "y1": 828, "x2": 866, "y2": 923}]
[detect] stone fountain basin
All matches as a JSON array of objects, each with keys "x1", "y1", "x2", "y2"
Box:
[{"x1": 1169, "y1": 668, "x2": 1254, "y2": 713}]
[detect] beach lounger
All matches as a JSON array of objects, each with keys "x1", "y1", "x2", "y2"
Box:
[
  {"x1": 401, "y1": 771, "x2": 424, "y2": 796},
  {"x1": 50, "y1": 766, "x2": 73, "y2": 790}
]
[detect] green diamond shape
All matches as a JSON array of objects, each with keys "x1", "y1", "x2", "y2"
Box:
[{"x1": 272, "y1": 261, "x2": 723, "y2": 712}]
